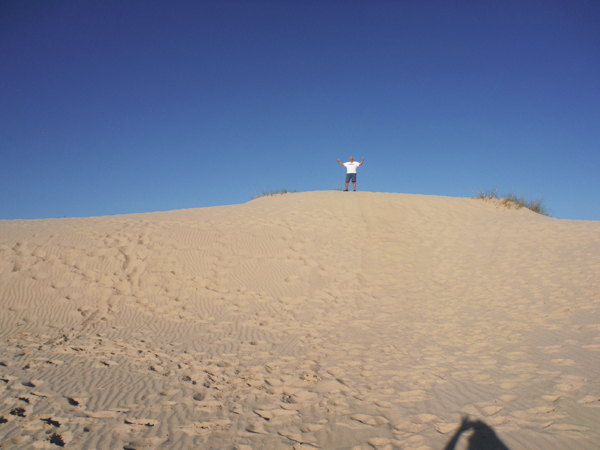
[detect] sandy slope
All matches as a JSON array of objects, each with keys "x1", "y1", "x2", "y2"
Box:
[{"x1": 0, "y1": 191, "x2": 599, "y2": 450}]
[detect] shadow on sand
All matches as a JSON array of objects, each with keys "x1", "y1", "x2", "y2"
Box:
[{"x1": 443, "y1": 416, "x2": 510, "y2": 450}]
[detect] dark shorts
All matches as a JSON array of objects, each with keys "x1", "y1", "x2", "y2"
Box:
[{"x1": 345, "y1": 173, "x2": 357, "y2": 182}]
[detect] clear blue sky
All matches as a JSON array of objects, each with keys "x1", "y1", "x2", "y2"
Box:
[{"x1": 2, "y1": 0, "x2": 599, "y2": 221}]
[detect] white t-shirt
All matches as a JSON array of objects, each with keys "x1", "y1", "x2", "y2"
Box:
[{"x1": 343, "y1": 161, "x2": 360, "y2": 174}]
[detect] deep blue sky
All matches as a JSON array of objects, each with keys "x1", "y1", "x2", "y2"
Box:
[{"x1": 2, "y1": 0, "x2": 599, "y2": 220}]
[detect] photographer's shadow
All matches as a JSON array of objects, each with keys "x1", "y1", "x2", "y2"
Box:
[{"x1": 443, "y1": 416, "x2": 510, "y2": 450}]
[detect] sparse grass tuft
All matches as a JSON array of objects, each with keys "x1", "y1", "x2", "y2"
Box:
[
  {"x1": 474, "y1": 188, "x2": 549, "y2": 216},
  {"x1": 252, "y1": 189, "x2": 296, "y2": 200}
]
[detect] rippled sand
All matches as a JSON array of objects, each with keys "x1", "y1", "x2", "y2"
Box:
[{"x1": 1, "y1": 191, "x2": 599, "y2": 449}]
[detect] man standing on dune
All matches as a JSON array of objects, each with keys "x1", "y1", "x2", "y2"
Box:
[{"x1": 337, "y1": 156, "x2": 364, "y2": 191}]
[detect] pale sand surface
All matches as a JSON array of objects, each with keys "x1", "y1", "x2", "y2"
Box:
[{"x1": 0, "y1": 191, "x2": 599, "y2": 450}]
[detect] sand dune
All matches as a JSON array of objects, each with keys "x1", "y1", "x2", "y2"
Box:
[{"x1": 1, "y1": 191, "x2": 599, "y2": 449}]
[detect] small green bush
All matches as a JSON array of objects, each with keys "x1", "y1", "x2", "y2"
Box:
[
  {"x1": 474, "y1": 188, "x2": 549, "y2": 216},
  {"x1": 252, "y1": 189, "x2": 296, "y2": 200}
]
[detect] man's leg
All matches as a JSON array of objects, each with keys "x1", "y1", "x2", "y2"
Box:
[{"x1": 353, "y1": 181, "x2": 356, "y2": 191}]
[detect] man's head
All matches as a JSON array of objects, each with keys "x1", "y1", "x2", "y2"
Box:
[{"x1": 349, "y1": 157, "x2": 354, "y2": 162}]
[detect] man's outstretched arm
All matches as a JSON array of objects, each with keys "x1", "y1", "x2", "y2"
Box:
[
  {"x1": 337, "y1": 159, "x2": 345, "y2": 166},
  {"x1": 359, "y1": 157, "x2": 365, "y2": 166}
]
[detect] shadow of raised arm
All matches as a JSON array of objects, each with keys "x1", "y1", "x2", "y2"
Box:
[{"x1": 443, "y1": 416, "x2": 510, "y2": 450}]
